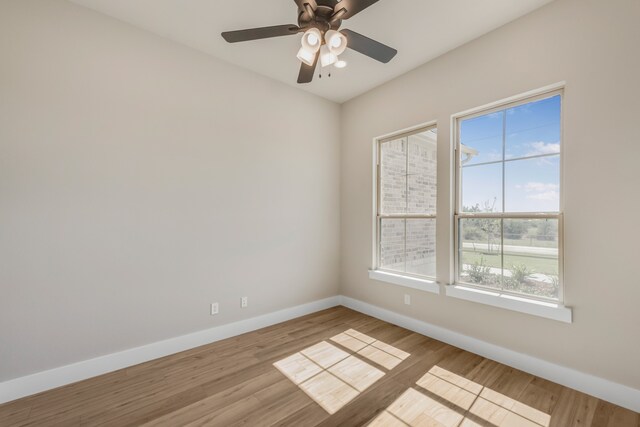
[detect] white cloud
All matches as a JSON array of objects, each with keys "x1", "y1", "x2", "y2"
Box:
[
  {"x1": 528, "y1": 190, "x2": 559, "y2": 201},
  {"x1": 516, "y1": 182, "x2": 560, "y2": 201},
  {"x1": 521, "y1": 182, "x2": 559, "y2": 192},
  {"x1": 526, "y1": 141, "x2": 560, "y2": 157},
  {"x1": 487, "y1": 152, "x2": 502, "y2": 162}
]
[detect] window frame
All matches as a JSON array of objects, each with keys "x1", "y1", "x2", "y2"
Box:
[
  {"x1": 372, "y1": 123, "x2": 439, "y2": 286},
  {"x1": 453, "y1": 89, "x2": 565, "y2": 304}
]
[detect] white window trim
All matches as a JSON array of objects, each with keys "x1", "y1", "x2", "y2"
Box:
[
  {"x1": 450, "y1": 83, "x2": 572, "y2": 322},
  {"x1": 368, "y1": 84, "x2": 573, "y2": 323},
  {"x1": 370, "y1": 121, "x2": 439, "y2": 293},
  {"x1": 445, "y1": 284, "x2": 572, "y2": 323},
  {"x1": 368, "y1": 270, "x2": 440, "y2": 294}
]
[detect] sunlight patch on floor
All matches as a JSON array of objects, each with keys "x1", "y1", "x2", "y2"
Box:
[
  {"x1": 368, "y1": 365, "x2": 551, "y2": 427},
  {"x1": 301, "y1": 341, "x2": 350, "y2": 369},
  {"x1": 299, "y1": 371, "x2": 360, "y2": 414},
  {"x1": 331, "y1": 332, "x2": 369, "y2": 352},
  {"x1": 273, "y1": 330, "x2": 411, "y2": 414},
  {"x1": 332, "y1": 329, "x2": 410, "y2": 369},
  {"x1": 368, "y1": 409, "x2": 410, "y2": 427},
  {"x1": 468, "y1": 387, "x2": 551, "y2": 427},
  {"x1": 329, "y1": 356, "x2": 385, "y2": 392},
  {"x1": 272, "y1": 352, "x2": 323, "y2": 385},
  {"x1": 358, "y1": 345, "x2": 403, "y2": 370}
]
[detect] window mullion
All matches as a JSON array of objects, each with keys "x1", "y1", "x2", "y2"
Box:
[
  {"x1": 500, "y1": 218, "x2": 505, "y2": 292},
  {"x1": 379, "y1": 214, "x2": 436, "y2": 219},
  {"x1": 501, "y1": 110, "x2": 506, "y2": 291},
  {"x1": 404, "y1": 137, "x2": 409, "y2": 273}
]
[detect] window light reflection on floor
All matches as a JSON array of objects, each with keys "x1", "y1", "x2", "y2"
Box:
[
  {"x1": 273, "y1": 329, "x2": 411, "y2": 414},
  {"x1": 369, "y1": 365, "x2": 552, "y2": 427},
  {"x1": 333, "y1": 329, "x2": 410, "y2": 369}
]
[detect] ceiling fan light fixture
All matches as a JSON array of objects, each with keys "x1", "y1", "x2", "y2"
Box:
[
  {"x1": 221, "y1": 0, "x2": 397, "y2": 84},
  {"x1": 325, "y1": 30, "x2": 347, "y2": 55},
  {"x1": 320, "y1": 45, "x2": 338, "y2": 67},
  {"x1": 297, "y1": 46, "x2": 316, "y2": 66},
  {"x1": 301, "y1": 28, "x2": 322, "y2": 52}
]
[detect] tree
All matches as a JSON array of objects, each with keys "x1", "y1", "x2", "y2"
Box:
[
  {"x1": 536, "y1": 219, "x2": 558, "y2": 241},
  {"x1": 463, "y1": 198, "x2": 499, "y2": 253},
  {"x1": 504, "y1": 219, "x2": 529, "y2": 240}
]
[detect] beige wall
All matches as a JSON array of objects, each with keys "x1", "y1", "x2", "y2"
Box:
[
  {"x1": 0, "y1": 0, "x2": 340, "y2": 381},
  {"x1": 340, "y1": 0, "x2": 640, "y2": 389}
]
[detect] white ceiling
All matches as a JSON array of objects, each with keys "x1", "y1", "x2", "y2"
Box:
[{"x1": 69, "y1": 0, "x2": 554, "y2": 103}]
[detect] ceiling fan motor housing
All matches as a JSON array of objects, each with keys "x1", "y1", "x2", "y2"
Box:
[{"x1": 297, "y1": 0, "x2": 343, "y2": 33}]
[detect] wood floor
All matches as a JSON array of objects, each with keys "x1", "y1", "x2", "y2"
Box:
[{"x1": 0, "y1": 307, "x2": 638, "y2": 426}]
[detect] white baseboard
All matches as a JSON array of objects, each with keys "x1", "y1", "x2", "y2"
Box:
[
  {"x1": 339, "y1": 295, "x2": 640, "y2": 413},
  {"x1": 3, "y1": 295, "x2": 639, "y2": 414},
  {"x1": 0, "y1": 296, "x2": 341, "y2": 404}
]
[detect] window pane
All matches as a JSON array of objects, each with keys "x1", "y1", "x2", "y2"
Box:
[
  {"x1": 461, "y1": 163, "x2": 503, "y2": 213},
  {"x1": 505, "y1": 95, "x2": 561, "y2": 159},
  {"x1": 381, "y1": 174, "x2": 406, "y2": 214},
  {"x1": 407, "y1": 130, "x2": 437, "y2": 215},
  {"x1": 502, "y1": 218, "x2": 559, "y2": 299},
  {"x1": 456, "y1": 94, "x2": 562, "y2": 300},
  {"x1": 377, "y1": 128, "x2": 437, "y2": 280},
  {"x1": 505, "y1": 155, "x2": 560, "y2": 212},
  {"x1": 379, "y1": 218, "x2": 405, "y2": 272},
  {"x1": 458, "y1": 218, "x2": 502, "y2": 289},
  {"x1": 459, "y1": 112, "x2": 503, "y2": 166},
  {"x1": 406, "y1": 219, "x2": 436, "y2": 277},
  {"x1": 380, "y1": 138, "x2": 407, "y2": 214}
]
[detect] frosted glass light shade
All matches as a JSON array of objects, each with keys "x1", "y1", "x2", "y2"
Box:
[
  {"x1": 320, "y1": 45, "x2": 337, "y2": 67},
  {"x1": 301, "y1": 28, "x2": 322, "y2": 52},
  {"x1": 324, "y1": 30, "x2": 347, "y2": 55},
  {"x1": 297, "y1": 47, "x2": 316, "y2": 66}
]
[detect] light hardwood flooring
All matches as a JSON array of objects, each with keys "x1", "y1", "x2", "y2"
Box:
[{"x1": 0, "y1": 307, "x2": 638, "y2": 426}]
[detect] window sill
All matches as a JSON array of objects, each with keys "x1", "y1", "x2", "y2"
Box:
[
  {"x1": 368, "y1": 270, "x2": 440, "y2": 294},
  {"x1": 445, "y1": 284, "x2": 572, "y2": 323}
]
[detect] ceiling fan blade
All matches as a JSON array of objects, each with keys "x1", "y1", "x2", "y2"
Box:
[
  {"x1": 297, "y1": 51, "x2": 319, "y2": 84},
  {"x1": 294, "y1": 0, "x2": 318, "y2": 10},
  {"x1": 329, "y1": 8, "x2": 348, "y2": 23},
  {"x1": 341, "y1": 29, "x2": 397, "y2": 63},
  {"x1": 294, "y1": 0, "x2": 318, "y2": 19},
  {"x1": 333, "y1": 0, "x2": 380, "y2": 20},
  {"x1": 222, "y1": 25, "x2": 300, "y2": 43}
]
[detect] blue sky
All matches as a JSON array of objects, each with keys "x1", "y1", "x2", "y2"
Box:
[{"x1": 460, "y1": 95, "x2": 561, "y2": 213}]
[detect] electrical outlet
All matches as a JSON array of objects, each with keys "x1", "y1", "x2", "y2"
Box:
[
  {"x1": 241, "y1": 296, "x2": 248, "y2": 308},
  {"x1": 210, "y1": 302, "x2": 219, "y2": 315},
  {"x1": 404, "y1": 294, "x2": 411, "y2": 305}
]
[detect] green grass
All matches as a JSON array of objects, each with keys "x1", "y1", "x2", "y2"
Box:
[{"x1": 461, "y1": 250, "x2": 558, "y2": 275}]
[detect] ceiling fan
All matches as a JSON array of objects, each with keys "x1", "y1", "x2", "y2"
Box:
[{"x1": 221, "y1": 0, "x2": 397, "y2": 84}]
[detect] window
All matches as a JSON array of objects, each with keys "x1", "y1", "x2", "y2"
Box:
[
  {"x1": 455, "y1": 92, "x2": 563, "y2": 302},
  {"x1": 374, "y1": 125, "x2": 437, "y2": 281}
]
